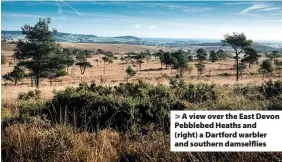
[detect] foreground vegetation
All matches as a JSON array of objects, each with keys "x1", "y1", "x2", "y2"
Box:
[{"x1": 2, "y1": 80, "x2": 282, "y2": 161}]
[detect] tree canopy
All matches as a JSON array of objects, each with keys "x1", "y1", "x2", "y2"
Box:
[
  {"x1": 258, "y1": 59, "x2": 274, "y2": 79},
  {"x1": 125, "y1": 65, "x2": 136, "y2": 82},
  {"x1": 221, "y1": 32, "x2": 252, "y2": 81},
  {"x1": 13, "y1": 18, "x2": 73, "y2": 87},
  {"x1": 209, "y1": 50, "x2": 219, "y2": 63},
  {"x1": 196, "y1": 48, "x2": 208, "y2": 61},
  {"x1": 2, "y1": 66, "x2": 26, "y2": 85},
  {"x1": 241, "y1": 47, "x2": 260, "y2": 68}
]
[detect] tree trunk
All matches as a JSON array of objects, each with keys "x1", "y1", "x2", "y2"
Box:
[
  {"x1": 35, "y1": 75, "x2": 40, "y2": 88},
  {"x1": 139, "y1": 64, "x2": 141, "y2": 73},
  {"x1": 14, "y1": 79, "x2": 17, "y2": 86},
  {"x1": 49, "y1": 78, "x2": 53, "y2": 87},
  {"x1": 236, "y1": 54, "x2": 239, "y2": 82},
  {"x1": 36, "y1": 62, "x2": 40, "y2": 88},
  {"x1": 263, "y1": 72, "x2": 265, "y2": 79},
  {"x1": 31, "y1": 76, "x2": 33, "y2": 87},
  {"x1": 166, "y1": 64, "x2": 168, "y2": 69},
  {"x1": 104, "y1": 62, "x2": 106, "y2": 75},
  {"x1": 81, "y1": 66, "x2": 86, "y2": 75},
  {"x1": 171, "y1": 67, "x2": 173, "y2": 76},
  {"x1": 161, "y1": 63, "x2": 163, "y2": 75},
  {"x1": 249, "y1": 63, "x2": 251, "y2": 68}
]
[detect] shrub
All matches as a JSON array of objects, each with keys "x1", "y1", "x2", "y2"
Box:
[
  {"x1": 18, "y1": 90, "x2": 41, "y2": 100},
  {"x1": 40, "y1": 82, "x2": 219, "y2": 133},
  {"x1": 19, "y1": 99, "x2": 46, "y2": 117},
  {"x1": 234, "y1": 80, "x2": 282, "y2": 99},
  {"x1": 218, "y1": 72, "x2": 232, "y2": 76}
]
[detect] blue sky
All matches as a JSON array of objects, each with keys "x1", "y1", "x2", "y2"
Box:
[{"x1": 1, "y1": 1, "x2": 282, "y2": 41}]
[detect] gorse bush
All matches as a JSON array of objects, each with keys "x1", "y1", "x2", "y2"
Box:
[
  {"x1": 234, "y1": 80, "x2": 282, "y2": 99},
  {"x1": 41, "y1": 81, "x2": 218, "y2": 133},
  {"x1": 18, "y1": 89, "x2": 41, "y2": 100},
  {"x1": 233, "y1": 80, "x2": 282, "y2": 110}
]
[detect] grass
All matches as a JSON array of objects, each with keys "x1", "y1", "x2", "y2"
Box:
[{"x1": 2, "y1": 121, "x2": 282, "y2": 162}]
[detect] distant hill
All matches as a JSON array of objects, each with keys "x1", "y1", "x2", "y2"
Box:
[
  {"x1": 114, "y1": 36, "x2": 140, "y2": 40},
  {"x1": 189, "y1": 42, "x2": 281, "y2": 52},
  {"x1": 2, "y1": 30, "x2": 22, "y2": 35},
  {"x1": 1, "y1": 30, "x2": 140, "y2": 43},
  {"x1": 1, "y1": 30, "x2": 281, "y2": 52}
]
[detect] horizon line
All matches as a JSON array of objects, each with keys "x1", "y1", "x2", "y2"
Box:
[{"x1": 2, "y1": 30, "x2": 282, "y2": 43}]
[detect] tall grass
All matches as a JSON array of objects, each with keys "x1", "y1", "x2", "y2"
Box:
[{"x1": 2, "y1": 120, "x2": 282, "y2": 162}]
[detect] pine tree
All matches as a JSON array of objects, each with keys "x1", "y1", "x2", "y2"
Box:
[{"x1": 14, "y1": 18, "x2": 72, "y2": 87}]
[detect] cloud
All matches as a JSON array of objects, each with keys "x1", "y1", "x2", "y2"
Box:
[
  {"x1": 267, "y1": 19, "x2": 282, "y2": 23},
  {"x1": 2, "y1": 12, "x2": 41, "y2": 18},
  {"x1": 2, "y1": 12, "x2": 67, "y2": 20},
  {"x1": 58, "y1": 5, "x2": 62, "y2": 14},
  {"x1": 271, "y1": 13, "x2": 282, "y2": 15},
  {"x1": 144, "y1": 3, "x2": 213, "y2": 13},
  {"x1": 61, "y1": 10, "x2": 155, "y2": 24},
  {"x1": 224, "y1": 2, "x2": 253, "y2": 5},
  {"x1": 240, "y1": 4, "x2": 268, "y2": 15},
  {"x1": 132, "y1": 24, "x2": 140, "y2": 28},
  {"x1": 182, "y1": 7, "x2": 213, "y2": 13},
  {"x1": 239, "y1": 3, "x2": 269, "y2": 17},
  {"x1": 149, "y1": 25, "x2": 156, "y2": 29},
  {"x1": 259, "y1": 7, "x2": 281, "y2": 11},
  {"x1": 59, "y1": 0, "x2": 86, "y2": 17}
]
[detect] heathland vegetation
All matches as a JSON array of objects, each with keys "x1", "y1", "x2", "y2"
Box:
[{"x1": 2, "y1": 18, "x2": 282, "y2": 162}]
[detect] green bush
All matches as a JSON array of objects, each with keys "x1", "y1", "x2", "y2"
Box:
[
  {"x1": 40, "y1": 82, "x2": 218, "y2": 133},
  {"x1": 18, "y1": 90, "x2": 41, "y2": 100},
  {"x1": 234, "y1": 80, "x2": 282, "y2": 99},
  {"x1": 19, "y1": 99, "x2": 46, "y2": 117}
]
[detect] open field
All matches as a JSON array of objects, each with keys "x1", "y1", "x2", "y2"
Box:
[{"x1": 2, "y1": 43, "x2": 281, "y2": 99}]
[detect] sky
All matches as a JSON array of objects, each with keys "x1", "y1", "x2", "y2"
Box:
[{"x1": 1, "y1": 1, "x2": 282, "y2": 41}]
